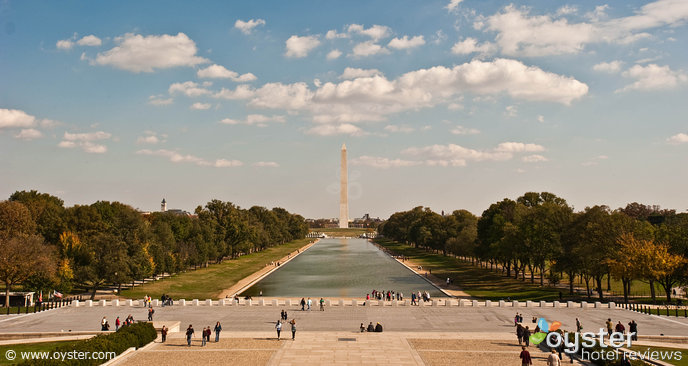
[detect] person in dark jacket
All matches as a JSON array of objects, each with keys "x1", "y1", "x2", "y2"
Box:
[
  {"x1": 367, "y1": 322, "x2": 375, "y2": 332},
  {"x1": 375, "y1": 322, "x2": 383, "y2": 332},
  {"x1": 186, "y1": 325, "x2": 194, "y2": 347}
]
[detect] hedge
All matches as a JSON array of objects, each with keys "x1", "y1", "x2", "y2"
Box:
[{"x1": 22, "y1": 322, "x2": 157, "y2": 365}]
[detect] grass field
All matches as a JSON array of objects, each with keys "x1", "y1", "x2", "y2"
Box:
[
  {"x1": 628, "y1": 346, "x2": 687, "y2": 366},
  {"x1": 121, "y1": 238, "x2": 313, "y2": 300},
  {"x1": 375, "y1": 238, "x2": 577, "y2": 301},
  {"x1": 0, "y1": 341, "x2": 80, "y2": 365}
]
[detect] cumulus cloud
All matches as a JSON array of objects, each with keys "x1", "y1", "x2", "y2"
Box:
[
  {"x1": 339, "y1": 67, "x2": 383, "y2": 80},
  {"x1": 14, "y1": 129, "x2": 43, "y2": 140},
  {"x1": 58, "y1": 131, "x2": 112, "y2": 154},
  {"x1": 306, "y1": 124, "x2": 365, "y2": 136},
  {"x1": 325, "y1": 30, "x2": 349, "y2": 39},
  {"x1": 93, "y1": 33, "x2": 208, "y2": 72},
  {"x1": 593, "y1": 61, "x2": 623, "y2": 73},
  {"x1": 326, "y1": 49, "x2": 342, "y2": 60},
  {"x1": 234, "y1": 19, "x2": 266, "y2": 35},
  {"x1": 148, "y1": 95, "x2": 173, "y2": 106},
  {"x1": 351, "y1": 156, "x2": 420, "y2": 169},
  {"x1": 136, "y1": 134, "x2": 160, "y2": 144},
  {"x1": 197, "y1": 64, "x2": 256, "y2": 82},
  {"x1": 446, "y1": 0, "x2": 463, "y2": 12},
  {"x1": 350, "y1": 41, "x2": 389, "y2": 57},
  {"x1": 388, "y1": 35, "x2": 425, "y2": 50},
  {"x1": 77, "y1": 35, "x2": 102, "y2": 46},
  {"x1": 505, "y1": 105, "x2": 518, "y2": 117},
  {"x1": 56, "y1": 39, "x2": 74, "y2": 50},
  {"x1": 0, "y1": 108, "x2": 36, "y2": 129},
  {"x1": 220, "y1": 114, "x2": 285, "y2": 127},
  {"x1": 347, "y1": 24, "x2": 391, "y2": 41},
  {"x1": 190, "y1": 102, "x2": 211, "y2": 110},
  {"x1": 285, "y1": 35, "x2": 321, "y2": 58},
  {"x1": 618, "y1": 64, "x2": 688, "y2": 92},
  {"x1": 169, "y1": 81, "x2": 212, "y2": 97},
  {"x1": 253, "y1": 161, "x2": 280, "y2": 167},
  {"x1": 398, "y1": 142, "x2": 545, "y2": 167},
  {"x1": 485, "y1": 0, "x2": 688, "y2": 57},
  {"x1": 384, "y1": 125, "x2": 415, "y2": 133},
  {"x1": 136, "y1": 149, "x2": 243, "y2": 167},
  {"x1": 451, "y1": 38, "x2": 496, "y2": 55},
  {"x1": 450, "y1": 126, "x2": 480, "y2": 135},
  {"x1": 522, "y1": 154, "x2": 549, "y2": 162},
  {"x1": 667, "y1": 133, "x2": 688, "y2": 144},
  {"x1": 213, "y1": 84, "x2": 255, "y2": 100}
]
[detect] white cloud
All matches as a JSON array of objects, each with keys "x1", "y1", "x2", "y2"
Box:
[
  {"x1": 77, "y1": 35, "x2": 102, "y2": 46},
  {"x1": 593, "y1": 61, "x2": 623, "y2": 73},
  {"x1": 253, "y1": 161, "x2": 280, "y2": 167},
  {"x1": 238, "y1": 58, "x2": 586, "y2": 125},
  {"x1": 325, "y1": 30, "x2": 349, "y2": 39},
  {"x1": 388, "y1": 35, "x2": 425, "y2": 50},
  {"x1": 557, "y1": 6, "x2": 578, "y2": 15},
  {"x1": 169, "y1": 81, "x2": 212, "y2": 97},
  {"x1": 326, "y1": 49, "x2": 342, "y2": 60},
  {"x1": 450, "y1": 126, "x2": 480, "y2": 135},
  {"x1": 347, "y1": 24, "x2": 391, "y2": 41},
  {"x1": 339, "y1": 67, "x2": 383, "y2": 80},
  {"x1": 618, "y1": 64, "x2": 688, "y2": 92},
  {"x1": 190, "y1": 102, "x2": 211, "y2": 110},
  {"x1": 213, "y1": 85, "x2": 255, "y2": 100},
  {"x1": 56, "y1": 39, "x2": 74, "y2": 50},
  {"x1": 306, "y1": 124, "x2": 365, "y2": 136},
  {"x1": 384, "y1": 125, "x2": 415, "y2": 133},
  {"x1": 451, "y1": 38, "x2": 496, "y2": 55},
  {"x1": 522, "y1": 154, "x2": 549, "y2": 162},
  {"x1": 220, "y1": 114, "x2": 285, "y2": 127},
  {"x1": 494, "y1": 142, "x2": 545, "y2": 152},
  {"x1": 234, "y1": 19, "x2": 266, "y2": 35},
  {"x1": 148, "y1": 95, "x2": 173, "y2": 106},
  {"x1": 285, "y1": 35, "x2": 321, "y2": 58},
  {"x1": 537, "y1": 115, "x2": 545, "y2": 123},
  {"x1": 505, "y1": 105, "x2": 518, "y2": 117},
  {"x1": 14, "y1": 128, "x2": 43, "y2": 140},
  {"x1": 401, "y1": 142, "x2": 543, "y2": 167},
  {"x1": 0, "y1": 108, "x2": 36, "y2": 128},
  {"x1": 485, "y1": 1, "x2": 688, "y2": 57},
  {"x1": 136, "y1": 149, "x2": 242, "y2": 167},
  {"x1": 136, "y1": 134, "x2": 160, "y2": 144},
  {"x1": 351, "y1": 156, "x2": 420, "y2": 169},
  {"x1": 197, "y1": 64, "x2": 257, "y2": 82},
  {"x1": 446, "y1": 0, "x2": 463, "y2": 12},
  {"x1": 93, "y1": 33, "x2": 208, "y2": 72},
  {"x1": 58, "y1": 131, "x2": 111, "y2": 154},
  {"x1": 350, "y1": 41, "x2": 389, "y2": 57},
  {"x1": 667, "y1": 133, "x2": 688, "y2": 144}
]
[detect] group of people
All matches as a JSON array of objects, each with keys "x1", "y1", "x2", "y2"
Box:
[
  {"x1": 360, "y1": 322, "x2": 383, "y2": 332},
  {"x1": 367, "y1": 290, "x2": 403, "y2": 301},
  {"x1": 185, "y1": 322, "x2": 223, "y2": 346},
  {"x1": 275, "y1": 310, "x2": 296, "y2": 340},
  {"x1": 101, "y1": 314, "x2": 135, "y2": 331},
  {"x1": 299, "y1": 297, "x2": 325, "y2": 311},
  {"x1": 411, "y1": 291, "x2": 431, "y2": 305},
  {"x1": 160, "y1": 294, "x2": 173, "y2": 306},
  {"x1": 606, "y1": 318, "x2": 639, "y2": 340}
]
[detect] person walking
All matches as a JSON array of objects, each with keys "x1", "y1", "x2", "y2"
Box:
[
  {"x1": 275, "y1": 320, "x2": 282, "y2": 340},
  {"x1": 606, "y1": 318, "x2": 613, "y2": 334},
  {"x1": 161, "y1": 325, "x2": 168, "y2": 343},
  {"x1": 546, "y1": 349, "x2": 561, "y2": 366},
  {"x1": 615, "y1": 321, "x2": 625, "y2": 334},
  {"x1": 516, "y1": 324, "x2": 524, "y2": 345},
  {"x1": 115, "y1": 316, "x2": 120, "y2": 331},
  {"x1": 520, "y1": 346, "x2": 533, "y2": 366},
  {"x1": 201, "y1": 327, "x2": 208, "y2": 347},
  {"x1": 628, "y1": 320, "x2": 638, "y2": 341},
  {"x1": 300, "y1": 298, "x2": 305, "y2": 311},
  {"x1": 186, "y1": 324, "x2": 194, "y2": 347},
  {"x1": 147, "y1": 307, "x2": 154, "y2": 321},
  {"x1": 290, "y1": 319, "x2": 296, "y2": 340},
  {"x1": 523, "y1": 326, "x2": 531, "y2": 347},
  {"x1": 214, "y1": 322, "x2": 222, "y2": 342},
  {"x1": 307, "y1": 297, "x2": 312, "y2": 311},
  {"x1": 319, "y1": 298, "x2": 325, "y2": 311},
  {"x1": 575, "y1": 318, "x2": 582, "y2": 332},
  {"x1": 281, "y1": 309, "x2": 285, "y2": 320}
]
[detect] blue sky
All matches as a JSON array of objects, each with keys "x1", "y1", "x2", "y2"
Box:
[{"x1": 1, "y1": 0, "x2": 687, "y2": 218}]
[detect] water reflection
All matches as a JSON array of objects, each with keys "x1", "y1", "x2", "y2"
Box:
[{"x1": 241, "y1": 238, "x2": 443, "y2": 297}]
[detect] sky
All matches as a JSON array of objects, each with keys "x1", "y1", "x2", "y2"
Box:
[{"x1": 1, "y1": 0, "x2": 687, "y2": 219}]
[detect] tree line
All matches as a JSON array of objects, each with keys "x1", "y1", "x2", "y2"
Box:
[
  {"x1": 379, "y1": 192, "x2": 688, "y2": 303},
  {"x1": 0, "y1": 190, "x2": 308, "y2": 305}
]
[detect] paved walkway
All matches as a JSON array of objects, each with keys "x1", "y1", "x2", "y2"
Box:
[{"x1": 218, "y1": 240, "x2": 319, "y2": 299}]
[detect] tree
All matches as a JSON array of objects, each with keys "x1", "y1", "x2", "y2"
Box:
[
  {"x1": 0, "y1": 235, "x2": 55, "y2": 307},
  {"x1": 9, "y1": 190, "x2": 66, "y2": 244},
  {"x1": 0, "y1": 201, "x2": 36, "y2": 240}
]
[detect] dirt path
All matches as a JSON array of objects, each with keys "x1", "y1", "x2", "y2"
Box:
[{"x1": 217, "y1": 240, "x2": 319, "y2": 299}]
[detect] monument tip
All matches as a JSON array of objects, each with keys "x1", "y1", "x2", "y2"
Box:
[{"x1": 341, "y1": 143, "x2": 346, "y2": 150}]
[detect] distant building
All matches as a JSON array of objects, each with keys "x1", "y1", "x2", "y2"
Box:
[{"x1": 161, "y1": 198, "x2": 167, "y2": 212}]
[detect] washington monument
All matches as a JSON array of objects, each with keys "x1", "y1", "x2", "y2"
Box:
[{"x1": 339, "y1": 143, "x2": 348, "y2": 228}]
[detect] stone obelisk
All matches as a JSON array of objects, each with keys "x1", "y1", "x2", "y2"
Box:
[{"x1": 339, "y1": 143, "x2": 348, "y2": 228}]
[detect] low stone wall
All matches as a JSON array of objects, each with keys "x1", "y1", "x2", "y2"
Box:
[{"x1": 71, "y1": 299, "x2": 618, "y2": 309}]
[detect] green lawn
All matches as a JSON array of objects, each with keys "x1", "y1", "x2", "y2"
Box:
[
  {"x1": 121, "y1": 238, "x2": 313, "y2": 300},
  {"x1": 628, "y1": 346, "x2": 687, "y2": 366},
  {"x1": 0, "y1": 341, "x2": 80, "y2": 365},
  {"x1": 375, "y1": 238, "x2": 577, "y2": 301}
]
